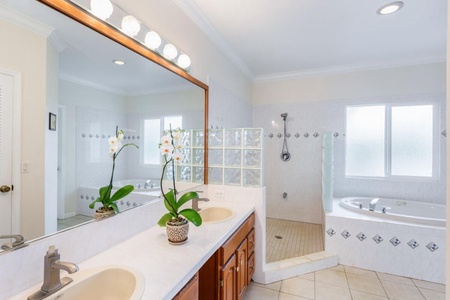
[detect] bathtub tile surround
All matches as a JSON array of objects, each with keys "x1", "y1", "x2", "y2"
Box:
[{"x1": 325, "y1": 200, "x2": 445, "y2": 284}]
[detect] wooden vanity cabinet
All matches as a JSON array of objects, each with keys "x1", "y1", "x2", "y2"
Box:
[
  {"x1": 199, "y1": 213, "x2": 255, "y2": 300},
  {"x1": 173, "y1": 272, "x2": 199, "y2": 300}
]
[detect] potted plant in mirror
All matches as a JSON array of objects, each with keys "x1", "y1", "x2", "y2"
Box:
[
  {"x1": 157, "y1": 127, "x2": 202, "y2": 245},
  {"x1": 89, "y1": 127, "x2": 139, "y2": 220}
]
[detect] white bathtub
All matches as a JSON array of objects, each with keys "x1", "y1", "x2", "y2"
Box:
[
  {"x1": 113, "y1": 179, "x2": 160, "y2": 192},
  {"x1": 340, "y1": 197, "x2": 445, "y2": 227}
]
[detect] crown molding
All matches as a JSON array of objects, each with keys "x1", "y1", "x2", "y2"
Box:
[
  {"x1": 48, "y1": 31, "x2": 67, "y2": 52},
  {"x1": 254, "y1": 57, "x2": 447, "y2": 83},
  {"x1": 172, "y1": 0, "x2": 254, "y2": 80},
  {"x1": 0, "y1": 3, "x2": 54, "y2": 37}
]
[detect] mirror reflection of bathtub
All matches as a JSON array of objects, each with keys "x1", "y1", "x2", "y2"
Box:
[
  {"x1": 77, "y1": 179, "x2": 162, "y2": 218},
  {"x1": 340, "y1": 197, "x2": 446, "y2": 227}
]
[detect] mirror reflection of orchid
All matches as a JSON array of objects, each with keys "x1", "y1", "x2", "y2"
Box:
[
  {"x1": 157, "y1": 126, "x2": 202, "y2": 227},
  {"x1": 89, "y1": 127, "x2": 139, "y2": 216}
]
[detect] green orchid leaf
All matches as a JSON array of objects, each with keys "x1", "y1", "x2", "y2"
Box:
[
  {"x1": 157, "y1": 213, "x2": 174, "y2": 227},
  {"x1": 163, "y1": 190, "x2": 177, "y2": 214},
  {"x1": 179, "y1": 209, "x2": 202, "y2": 227},
  {"x1": 88, "y1": 197, "x2": 102, "y2": 209},
  {"x1": 99, "y1": 185, "x2": 110, "y2": 198},
  {"x1": 109, "y1": 202, "x2": 119, "y2": 213},
  {"x1": 110, "y1": 185, "x2": 134, "y2": 202},
  {"x1": 176, "y1": 191, "x2": 199, "y2": 210}
]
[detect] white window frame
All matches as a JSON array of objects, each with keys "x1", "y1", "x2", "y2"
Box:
[{"x1": 345, "y1": 101, "x2": 440, "y2": 182}]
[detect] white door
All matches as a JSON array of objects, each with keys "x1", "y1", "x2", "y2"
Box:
[{"x1": 0, "y1": 72, "x2": 14, "y2": 235}]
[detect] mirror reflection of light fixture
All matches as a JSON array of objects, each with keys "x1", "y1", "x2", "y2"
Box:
[
  {"x1": 163, "y1": 44, "x2": 178, "y2": 60},
  {"x1": 377, "y1": 1, "x2": 404, "y2": 15},
  {"x1": 121, "y1": 15, "x2": 140, "y2": 37},
  {"x1": 113, "y1": 59, "x2": 125, "y2": 65},
  {"x1": 144, "y1": 31, "x2": 162, "y2": 50},
  {"x1": 90, "y1": 0, "x2": 113, "y2": 20}
]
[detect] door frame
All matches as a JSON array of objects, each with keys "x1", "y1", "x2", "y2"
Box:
[{"x1": 0, "y1": 67, "x2": 22, "y2": 234}]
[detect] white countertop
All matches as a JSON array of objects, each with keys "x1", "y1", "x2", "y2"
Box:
[{"x1": 10, "y1": 201, "x2": 255, "y2": 300}]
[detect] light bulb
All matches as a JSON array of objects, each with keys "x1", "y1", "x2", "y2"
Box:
[
  {"x1": 377, "y1": 1, "x2": 403, "y2": 15},
  {"x1": 144, "y1": 31, "x2": 162, "y2": 50},
  {"x1": 177, "y1": 54, "x2": 191, "y2": 69},
  {"x1": 121, "y1": 15, "x2": 140, "y2": 37},
  {"x1": 163, "y1": 44, "x2": 178, "y2": 60},
  {"x1": 90, "y1": 0, "x2": 113, "y2": 20}
]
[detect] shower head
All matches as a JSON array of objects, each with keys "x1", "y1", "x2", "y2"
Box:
[{"x1": 281, "y1": 113, "x2": 288, "y2": 120}]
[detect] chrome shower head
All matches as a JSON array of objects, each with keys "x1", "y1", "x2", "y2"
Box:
[{"x1": 281, "y1": 113, "x2": 288, "y2": 120}]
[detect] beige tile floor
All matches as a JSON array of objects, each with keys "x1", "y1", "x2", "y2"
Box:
[
  {"x1": 57, "y1": 214, "x2": 91, "y2": 231},
  {"x1": 244, "y1": 265, "x2": 445, "y2": 300},
  {"x1": 266, "y1": 218, "x2": 324, "y2": 263}
]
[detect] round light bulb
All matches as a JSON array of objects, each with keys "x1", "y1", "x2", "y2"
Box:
[
  {"x1": 90, "y1": 0, "x2": 113, "y2": 20},
  {"x1": 177, "y1": 54, "x2": 191, "y2": 69},
  {"x1": 144, "y1": 31, "x2": 162, "y2": 50},
  {"x1": 163, "y1": 44, "x2": 178, "y2": 60},
  {"x1": 121, "y1": 15, "x2": 140, "y2": 37},
  {"x1": 377, "y1": 1, "x2": 403, "y2": 15}
]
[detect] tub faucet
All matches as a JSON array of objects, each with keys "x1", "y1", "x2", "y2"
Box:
[
  {"x1": 192, "y1": 198, "x2": 209, "y2": 211},
  {"x1": 28, "y1": 246, "x2": 79, "y2": 300},
  {"x1": 369, "y1": 198, "x2": 380, "y2": 211}
]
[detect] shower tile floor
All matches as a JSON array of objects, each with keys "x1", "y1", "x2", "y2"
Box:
[
  {"x1": 266, "y1": 218, "x2": 324, "y2": 263},
  {"x1": 244, "y1": 265, "x2": 446, "y2": 300},
  {"x1": 57, "y1": 214, "x2": 91, "y2": 231}
]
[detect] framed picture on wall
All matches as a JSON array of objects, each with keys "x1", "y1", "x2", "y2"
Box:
[{"x1": 49, "y1": 113, "x2": 57, "y2": 131}]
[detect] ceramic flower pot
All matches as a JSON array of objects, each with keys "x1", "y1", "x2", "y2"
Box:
[
  {"x1": 166, "y1": 218, "x2": 189, "y2": 245},
  {"x1": 94, "y1": 207, "x2": 116, "y2": 220}
]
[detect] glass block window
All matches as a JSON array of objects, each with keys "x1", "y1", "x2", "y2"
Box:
[
  {"x1": 346, "y1": 104, "x2": 438, "y2": 179},
  {"x1": 142, "y1": 119, "x2": 160, "y2": 165}
]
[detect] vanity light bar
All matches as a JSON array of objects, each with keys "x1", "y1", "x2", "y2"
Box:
[{"x1": 68, "y1": 0, "x2": 192, "y2": 71}]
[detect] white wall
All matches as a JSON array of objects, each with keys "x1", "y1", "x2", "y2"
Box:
[{"x1": 253, "y1": 63, "x2": 447, "y2": 223}]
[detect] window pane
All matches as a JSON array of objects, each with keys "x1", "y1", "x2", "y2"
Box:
[
  {"x1": 346, "y1": 106, "x2": 385, "y2": 177},
  {"x1": 391, "y1": 105, "x2": 433, "y2": 177},
  {"x1": 143, "y1": 119, "x2": 160, "y2": 164},
  {"x1": 164, "y1": 116, "x2": 182, "y2": 131}
]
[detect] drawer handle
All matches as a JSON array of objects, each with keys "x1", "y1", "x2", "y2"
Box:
[{"x1": 236, "y1": 266, "x2": 239, "y2": 272}]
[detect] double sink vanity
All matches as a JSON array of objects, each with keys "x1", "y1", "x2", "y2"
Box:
[{"x1": 8, "y1": 200, "x2": 256, "y2": 300}]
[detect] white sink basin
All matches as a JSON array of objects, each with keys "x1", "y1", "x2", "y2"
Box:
[
  {"x1": 45, "y1": 266, "x2": 145, "y2": 300},
  {"x1": 200, "y1": 207, "x2": 235, "y2": 224}
]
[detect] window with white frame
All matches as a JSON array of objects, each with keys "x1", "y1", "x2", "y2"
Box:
[
  {"x1": 142, "y1": 116, "x2": 182, "y2": 165},
  {"x1": 345, "y1": 104, "x2": 438, "y2": 179}
]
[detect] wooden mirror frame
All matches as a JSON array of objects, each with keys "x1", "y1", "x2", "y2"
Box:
[{"x1": 38, "y1": 0, "x2": 209, "y2": 183}]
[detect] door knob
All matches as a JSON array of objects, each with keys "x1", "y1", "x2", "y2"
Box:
[{"x1": 0, "y1": 185, "x2": 11, "y2": 193}]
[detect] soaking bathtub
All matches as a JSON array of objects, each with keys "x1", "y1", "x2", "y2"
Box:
[
  {"x1": 339, "y1": 197, "x2": 445, "y2": 227},
  {"x1": 113, "y1": 179, "x2": 160, "y2": 192}
]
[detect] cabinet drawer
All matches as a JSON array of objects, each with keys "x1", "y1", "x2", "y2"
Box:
[
  {"x1": 219, "y1": 213, "x2": 255, "y2": 265},
  {"x1": 247, "y1": 228, "x2": 255, "y2": 257},
  {"x1": 247, "y1": 252, "x2": 255, "y2": 285}
]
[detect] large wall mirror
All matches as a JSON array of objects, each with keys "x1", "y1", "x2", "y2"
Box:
[{"x1": 0, "y1": 0, "x2": 208, "y2": 251}]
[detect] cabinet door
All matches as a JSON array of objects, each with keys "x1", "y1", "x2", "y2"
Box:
[
  {"x1": 173, "y1": 272, "x2": 199, "y2": 300},
  {"x1": 247, "y1": 228, "x2": 255, "y2": 257},
  {"x1": 236, "y1": 239, "x2": 248, "y2": 300},
  {"x1": 247, "y1": 252, "x2": 255, "y2": 285},
  {"x1": 220, "y1": 254, "x2": 236, "y2": 300}
]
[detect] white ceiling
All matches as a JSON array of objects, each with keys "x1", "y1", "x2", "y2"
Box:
[{"x1": 174, "y1": 0, "x2": 447, "y2": 81}]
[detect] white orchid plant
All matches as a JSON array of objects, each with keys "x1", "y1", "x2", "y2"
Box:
[
  {"x1": 89, "y1": 127, "x2": 139, "y2": 213},
  {"x1": 157, "y1": 127, "x2": 202, "y2": 227}
]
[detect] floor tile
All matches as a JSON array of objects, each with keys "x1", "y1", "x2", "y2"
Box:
[
  {"x1": 278, "y1": 292, "x2": 311, "y2": 300},
  {"x1": 419, "y1": 288, "x2": 446, "y2": 300},
  {"x1": 314, "y1": 269, "x2": 348, "y2": 288},
  {"x1": 381, "y1": 280, "x2": 425, "y2": 300},
  {"x1": 315, "y1": 281, "x2": 351, "y2": 300},
  {"x1": 243, "y1": 283, "x2": 279, "y2": 300},
  {"x1": 329, "y1": 265, "x2": 345, "y2": 272},
  {"x1": 344, "y1": 266, "x2": 378, "y2": 279},
  {"x1": 346, "y1": 273, "x2": 387, "y2": 297},
  {"x1": 252, "y1": 280, "x2": 282, "y2": 291},
  {"x1": 297, "y1": 272, "x2": 314, "y2": 281},
  {"x1": 413, "y1": 279, "x2": 446, "y2": 293},
  {"x1": 350, "y1": 290, "x2": 388, "y2": 300},
  {"x1": 280, "y1": 277, "x2": 315, "y2": 299},
  {"x1": 377, "y1": 272, "x2": 415, "y2": 286}
]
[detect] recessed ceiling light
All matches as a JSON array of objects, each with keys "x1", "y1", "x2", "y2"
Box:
[
  {"x1": 113, "y1": 59, "x2": 125, "y2": 65},
  {"x1": 377, "y1": 1, "x2": 404, "y2": 15}
]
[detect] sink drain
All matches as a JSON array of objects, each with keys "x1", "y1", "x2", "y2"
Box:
[{"x1": 275, "y1": 235, "x2": 283, "y2": 239}]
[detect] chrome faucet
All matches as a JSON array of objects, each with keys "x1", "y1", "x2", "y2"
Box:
[
  {"x1": 0, "y1": 234, "x2": 27, "y2": 251},
  {"x1": 192, "y1": 198, "x2": 210, "y2": 211},
  {"x1": 369, "y1": 198, "x2": 380, "y2": 211},
  {"x1": 28, "y1": 246, "x2": 79, "y2": 300}
]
